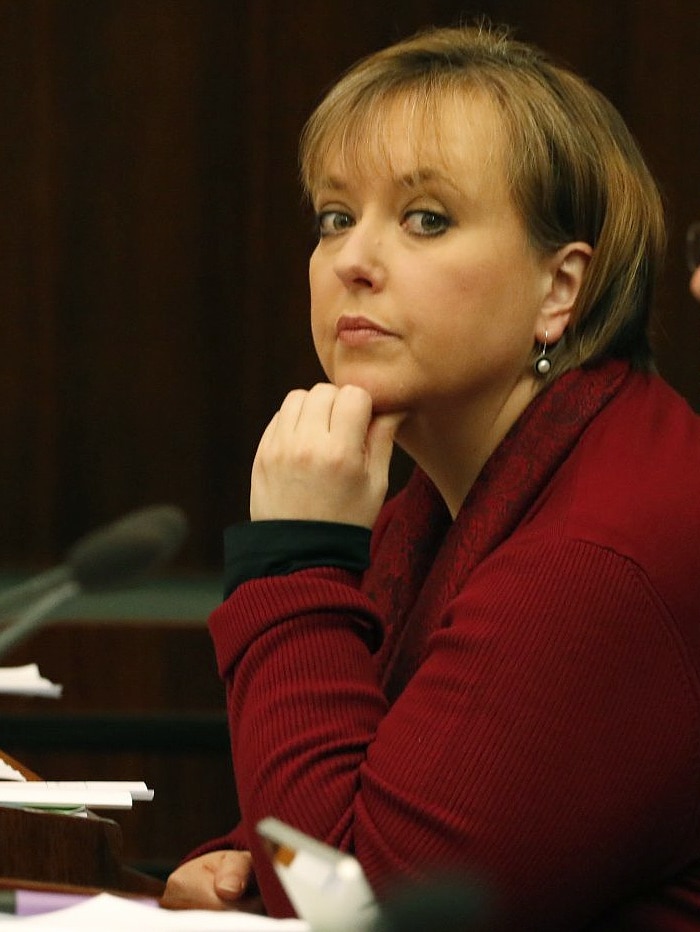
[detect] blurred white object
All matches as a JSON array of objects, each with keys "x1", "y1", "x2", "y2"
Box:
[{"x1": 0, "y1": 663, "x2": 62, "y2": 698}]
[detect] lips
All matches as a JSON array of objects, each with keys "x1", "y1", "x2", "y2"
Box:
[{"x1": 335, "y1": 315, "x2": 394, "y2": 339}]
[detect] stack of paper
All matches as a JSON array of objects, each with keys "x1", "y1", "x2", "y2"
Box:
[
  {"x1": 0, "y1": 664, "x2": 62, "y2": 698},
  {"x1": 0, "y1": 781, "x2": 154, "y2": 811}
]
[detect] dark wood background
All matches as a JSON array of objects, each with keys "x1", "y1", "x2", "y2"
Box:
[{"x1": 1, "y1": 0, "x2": 699, "y2": 572}]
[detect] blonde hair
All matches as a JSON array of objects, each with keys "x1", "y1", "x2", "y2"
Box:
[{"x1": 300, "y1": 25, "x2": 666, "y2": 376}]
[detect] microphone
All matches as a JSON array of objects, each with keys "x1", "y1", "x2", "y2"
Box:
[{"x1": 0, "y1": 504, "x2": 189, "y2": 659}]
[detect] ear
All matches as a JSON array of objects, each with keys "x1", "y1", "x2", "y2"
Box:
[{"x1": 534, "y1": 242, "x2": 593, "y2": 344}]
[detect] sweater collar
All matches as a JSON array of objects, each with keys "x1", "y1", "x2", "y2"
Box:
[{"x1": 374, "y1": 359, "x2": 632, "y2": 698}]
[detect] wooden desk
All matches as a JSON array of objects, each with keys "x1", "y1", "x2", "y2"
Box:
[{"x1": 0, "y1": 805, "x2": 164, "y2": 895}]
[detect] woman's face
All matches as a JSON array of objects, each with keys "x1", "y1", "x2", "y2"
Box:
[{"x1": 308, "y1": 93, "x2": 556, "y2": 421}]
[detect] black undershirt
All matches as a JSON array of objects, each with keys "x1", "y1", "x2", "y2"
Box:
[{"x1": 223, "y1": 520, "x2": 371, "y2": 598}]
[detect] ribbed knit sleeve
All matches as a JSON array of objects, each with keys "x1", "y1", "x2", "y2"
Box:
[{"x1": 208, "y1": 534, "x2": 700, "y2": 930}]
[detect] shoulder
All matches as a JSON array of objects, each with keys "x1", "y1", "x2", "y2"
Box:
[
  {"x1": 533, "y1": 371, "x2": 700, "y2": 525},
  {"x1": 592, "y1": 369, "x2": 700, "y2": 446},
  {"x1": 523, "y1": 371, "x2": 700, "y2": 624},
  {"x1": 561, "y1": 371, "x2": 700, "y2": 523}
]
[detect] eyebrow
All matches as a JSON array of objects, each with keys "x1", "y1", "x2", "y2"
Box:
[
  {"x1": 315, "y1": 175, "x2": 348, "y2": 193},
  {"x1": 314, "y1": 167, "x2": 466, "y2": 197},
  {"x1": 397, "y1": 168, "x2": 466, "y2": 196}
]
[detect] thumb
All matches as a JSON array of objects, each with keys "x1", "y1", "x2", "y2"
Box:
[
  {"x1": 214, "y1": 852, "x2": 252, "y2": 900},
  {"x1": 366, "y1": 412, "x2": 403, "y2": 472}
]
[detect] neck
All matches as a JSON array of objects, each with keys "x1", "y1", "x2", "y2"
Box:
[{"x1": 396, "y1": 376, "x2": 541, "y2": 519}]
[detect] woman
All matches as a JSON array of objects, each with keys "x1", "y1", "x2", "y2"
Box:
[{"x1": 163, "y1": 24, "x2": 700, "y2": 930}]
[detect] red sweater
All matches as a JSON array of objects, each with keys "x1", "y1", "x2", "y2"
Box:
[{"x1": 203, "y1": 361, "x2": 700, "y2": 930}]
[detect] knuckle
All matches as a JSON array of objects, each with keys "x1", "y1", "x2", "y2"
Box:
[
  {"x1": 283, "y1": 388, "x2": 307, "y2": 407},
  {"x1": 338, "y1": 383, "x2": 370, "y2": 410}
]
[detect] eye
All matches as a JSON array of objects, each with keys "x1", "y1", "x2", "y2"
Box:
[
  {"x1": 403, "y1": 210, "x2": 451, "y2": 237},
  {"x1": 315, "y1": 210, "x2": 355, "y2": 238}
]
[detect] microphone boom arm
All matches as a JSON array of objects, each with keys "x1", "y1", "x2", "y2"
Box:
[
  {"x1": 0, "y1": 580, "x2": 80, "y2": 659},
  {"x1": 0, "y1": 566, "x2": 73, "y2": 619}
]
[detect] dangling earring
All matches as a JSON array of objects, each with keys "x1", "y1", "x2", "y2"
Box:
[{"x1": 534, "y1": 331, "x2": 552, "y2": 377}]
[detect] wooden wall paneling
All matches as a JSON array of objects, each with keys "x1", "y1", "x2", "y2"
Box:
[
  {"x1": 618, "y1": 0, "x2": 700, "y2": 411},
  {"x1": 0, "y1": 0, "x2": 698, "y2": 559},
  {"x1": 46, "y1": 4, "x2": 220, "y2": 562},
  {"x1": 0, "y1": 2, "x2": 62, "y2": 563},
  {"x1": 194, "y1": 0, "x2": 326, "y2": 553}
]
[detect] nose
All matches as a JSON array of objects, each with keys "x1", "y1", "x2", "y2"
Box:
[{"x1": 333, "y1": 220, "x2": 387, "y2": 292}]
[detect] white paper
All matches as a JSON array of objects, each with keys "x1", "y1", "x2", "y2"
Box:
[
  {"x1": 0, "y1": 664, "x2": 62, "y2": 698},
  {"x1": 0, "y1": 784, "x2": 136, "y2": 810},
  {"x1": 0, "y1": 758, "x2": 27, "y2": 781},
  {"x1": 40, "y1": 781, "x2": 154, "y2": 802},
  {"x1": 9, "y1": 892, "x2": 309, "y2": 930}
]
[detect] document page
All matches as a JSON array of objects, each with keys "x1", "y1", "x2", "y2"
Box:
[
  {"x1": 3, "y1": 892, "x2": 309, "y2": 930},
  {"x1": 0, "y1": 665, "x2": 61, "y2": 698},
  {"x1": 0, "y1": 783, "x2": 152, "y2": 810}
]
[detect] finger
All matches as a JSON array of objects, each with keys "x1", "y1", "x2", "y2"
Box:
[
  {"x1": 271, "y1": 389, "x2": 308, "y2": 436},
  {"x1": 293, "y1": 382, "x2": 339, "y2": 436},
  {"x1": 254, "y1": 391, "x2": 305, "y2": 464},
  {"x1": 214, "y1": 852, "x2": 252, "y2": 900},
  {"x1": 161, "y1": 851, "x2": 250, "y2": 911},
  {"x1": 255, "y1": 410, "x2": 280, "y2": 454},
  {"x1": 161, "y1": 869, "x2": 223, "y2": 911},
  {"x1": 329, "y1": 384, "x2": 373, "y2": 449},
  {"x1": 366, "y1": 412, "x2": 404, "y2": 472}
]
